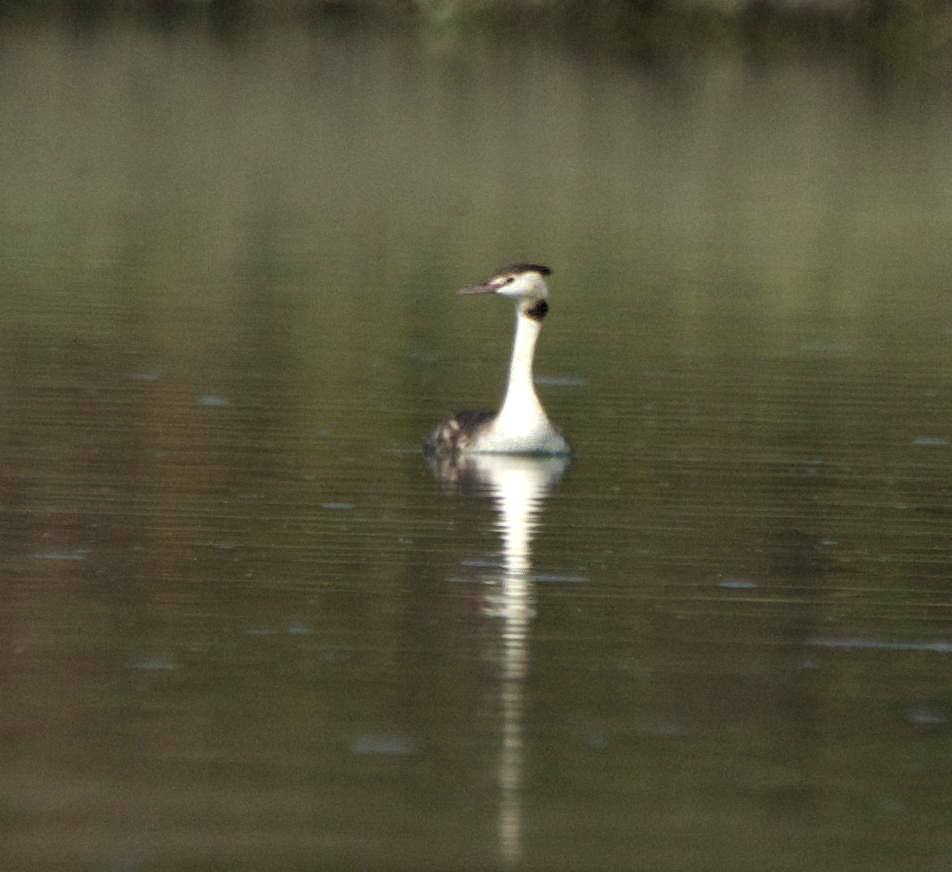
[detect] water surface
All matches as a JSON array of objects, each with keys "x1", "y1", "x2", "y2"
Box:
[{"x1": 3, "y1": 17, "x2": 952, "y2": 871}]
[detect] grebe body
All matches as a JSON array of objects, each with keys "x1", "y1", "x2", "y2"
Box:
[{"x1": 425, "y1": 264, "x2": 572, "y2": 456}]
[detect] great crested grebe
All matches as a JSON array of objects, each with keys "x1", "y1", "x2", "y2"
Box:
[{"x1": 424, "y1": 263, "x2": 572, "y2": 456}]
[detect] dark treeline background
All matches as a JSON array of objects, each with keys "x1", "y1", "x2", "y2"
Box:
[{"x1": 2, "y1": 0, "x2": 951, "y2": 76}]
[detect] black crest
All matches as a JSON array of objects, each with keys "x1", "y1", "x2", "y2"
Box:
[{"x1": 496, "y1": 263, "x2": 551, "y2": 277}]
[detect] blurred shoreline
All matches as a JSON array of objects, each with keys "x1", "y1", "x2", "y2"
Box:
[{"x1": 1, "y1": 0, "x2": 950, "y2": 76}]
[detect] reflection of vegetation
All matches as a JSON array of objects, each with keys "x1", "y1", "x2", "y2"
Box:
[{"x1": 1, "y1": 0, "x2": 950, "y2": 72}]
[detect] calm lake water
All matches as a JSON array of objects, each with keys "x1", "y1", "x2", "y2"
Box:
[{"x1": 3, "y1": 14, "x2": 952, "y2": 871}]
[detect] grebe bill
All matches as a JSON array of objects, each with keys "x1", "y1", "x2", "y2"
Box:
[{"x1": 424, "y1": 263, "x2": 572, "y2": 456}]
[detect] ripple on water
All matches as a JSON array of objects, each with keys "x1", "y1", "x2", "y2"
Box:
[
  {"x1": 350, "y1": 734, "x2": 418, "y2": 756},
  {"x1": 30, "y1": 550, "x2": 89, "y2": 560},
  {"x1": 717, "y1": 578, "x2": 758, "y2": 590},
  {"x1": 906, "y1": 708, "x2": 946, "y2": 726},
  {"x1": 129, "y1": 655, "x2": 178, "y2": 672},
  {"x1": 534, "y1": 375, "x2": 587, "y2": 387},
  {"x1": 806, "y1": 638, "x2": 952, "y2": 654}
]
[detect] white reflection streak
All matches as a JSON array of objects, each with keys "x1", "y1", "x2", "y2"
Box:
[
  {"x1": 469, "y1": 456, "x2": 569, "y2": 867},
  {"x1": 486, "y1": 466, "x2": 534, "y2": 867}
]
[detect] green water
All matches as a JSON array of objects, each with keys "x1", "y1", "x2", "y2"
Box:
[{"x1": 3, "y1": 16, "x2": 952, "y2": 871}]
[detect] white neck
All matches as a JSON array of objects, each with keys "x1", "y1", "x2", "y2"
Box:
[
  {"x1": 495, "y1": 310, "x2": 546, "y2": 429},
  {"x1": 465, "y1": 297, "x2": 571, "y2": 455}
]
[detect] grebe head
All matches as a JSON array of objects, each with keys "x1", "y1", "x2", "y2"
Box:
[{"x1": 459, "y1": 263, "x2": 551, "y2": 310}]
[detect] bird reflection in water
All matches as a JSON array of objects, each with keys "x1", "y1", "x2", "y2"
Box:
[{"x1": 427, "y1": 451, "x2": 571, "y2": 866}]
